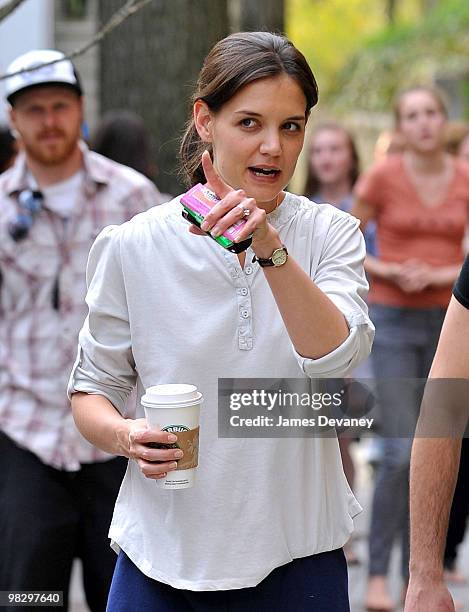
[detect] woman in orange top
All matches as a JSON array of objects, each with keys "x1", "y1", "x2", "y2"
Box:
[{"x1": 352, "y1": 86, "x2": 469, "y2": 611}]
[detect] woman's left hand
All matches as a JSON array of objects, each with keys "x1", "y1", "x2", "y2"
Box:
[
  {"x1": 189, "y1": 151, "x2": 280, "y2": 253},
  {"x1": 396, "y1": 259, "x2": 433, "y2": 293}
]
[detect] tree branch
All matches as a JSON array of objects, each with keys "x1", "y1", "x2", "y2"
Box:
[
  {"x1": 0, "y1": 0, "x2": 154, "y2": 81},
  {"x1": 0, "y1": 0, "x2": 26, "y2": 23}
]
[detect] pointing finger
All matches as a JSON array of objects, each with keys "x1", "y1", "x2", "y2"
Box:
[{"x1": 201, "y1": 150, "x2": 231, "y2": 198}]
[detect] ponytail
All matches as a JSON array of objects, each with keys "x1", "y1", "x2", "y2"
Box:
[{"x1": 179, "y1": 119, "x2": 212, "y2": 187}]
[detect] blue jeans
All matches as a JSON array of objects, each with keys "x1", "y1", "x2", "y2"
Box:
[
  {"x1": 106, "y1": 549, "x2": 350, "y2": 611},
  {"x1": 367, "y1": 304, "x2": 446, "y2": 579}
]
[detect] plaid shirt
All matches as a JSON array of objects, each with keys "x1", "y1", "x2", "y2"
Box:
[{"x1": 0, "y1": 143, "x2": 165, "y2": 470}]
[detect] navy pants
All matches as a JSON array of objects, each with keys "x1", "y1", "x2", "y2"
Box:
[
  {"x1": 107, "y1": 549, "x2": 350, "y2": 611},
  {"x1": 367, "y1": 305, "x2": 446, "y2": 579}
]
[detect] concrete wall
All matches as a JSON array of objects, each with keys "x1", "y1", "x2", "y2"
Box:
[{"x1": 0, "y1": 0, "x2": 54, "y2": 123}]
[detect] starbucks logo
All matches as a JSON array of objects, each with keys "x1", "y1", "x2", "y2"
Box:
[{"x1": 163, "y1": 425, "x2": 189, "y2": 433}]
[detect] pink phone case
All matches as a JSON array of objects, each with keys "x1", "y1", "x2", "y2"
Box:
[{"x1": 180, "y1": 183, "x2": 248, "y2": 242}]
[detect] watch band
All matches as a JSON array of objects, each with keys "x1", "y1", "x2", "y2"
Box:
[
  {"x1": 252, "y1": 245, "x2": 288, "y2": 267},
  {"x1": 252, "y1": 255, "x2": 276, "y2": 267}
]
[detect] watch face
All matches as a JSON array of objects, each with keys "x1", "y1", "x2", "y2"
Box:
[{"x1": 272, "y1": 248, "x2": 287, "y2": 266}]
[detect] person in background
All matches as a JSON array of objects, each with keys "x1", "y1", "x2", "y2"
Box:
[
  {"x1": 0, "y1": 50, "x2": 163, "y2": 611},
  {"x1": 303, "y1": 121, "x2": 376, "y2": 565},
  {"x1": 0, "y1": 125, "x2": 18, "y2": 173},
  {"x1": 367, "y1": 127, "x2": 406, "y2": 476},
  {"x1": 91, "y1": 109, "x2": 157, "y2": 181},
  {"x1": 404, "y1": 256, "x2": 469, "y2": 612},
  {"x1": 303, "y1": 122, "x2": 376, "y2": 258},
  {"x1": 352, "y1": 85, "x2": 469, "y2": 611}
]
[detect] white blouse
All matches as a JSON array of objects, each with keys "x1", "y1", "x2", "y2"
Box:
[{"x1": 68, "y1": 192, "x2": 374, "y2": 591}]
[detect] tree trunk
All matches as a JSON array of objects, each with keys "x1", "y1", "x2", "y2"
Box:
[
  {"x1": 385, "y1": 0, "x2": 397, "y2": 24},
  {"x1": 99, "y1": 0, "x2": 228, "y2": 196},
  {"x1": 420, "y1": 0, "x2": 438, "y2": 13},
  {"x1": 230, "y1": 0, "x2": 284, "y2": 34}
]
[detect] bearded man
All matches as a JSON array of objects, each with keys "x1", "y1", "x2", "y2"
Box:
[{"x1": 0, "y1": 50, "x2": 164, "y2": 611}]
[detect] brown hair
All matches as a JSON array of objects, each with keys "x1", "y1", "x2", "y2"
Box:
[
  {"x1": 179, "y1": 31, "x2": 319, "y2": 186},
  {"x1": 444, "y1": 121, "x2": 469, "y2": 155},
  {"x1": 302, "y1": 122, "x2": 360, "y2": 198},
  {"x1": 393, "y1": 85, "x2": 448, "y2": 128},
  {"x1": 92, "y1": 110, "x2": 156, "y2": 180}
]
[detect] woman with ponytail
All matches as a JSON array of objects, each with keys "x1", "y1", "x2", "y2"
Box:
[{"x1": 69, "y1": 32, "x2": 373, "y2": 611}]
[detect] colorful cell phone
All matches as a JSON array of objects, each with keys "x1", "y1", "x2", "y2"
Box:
[{"x1": 180, "y1": 183, "x2": 252, "y2": 254}]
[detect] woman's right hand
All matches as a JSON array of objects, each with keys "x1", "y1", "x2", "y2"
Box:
[
  {"x1": 365, "y1": 254, "x2": 402, "y2": 284},
  {"x1": 124, "y1": 419, "x2": 183, "y2": 480}
]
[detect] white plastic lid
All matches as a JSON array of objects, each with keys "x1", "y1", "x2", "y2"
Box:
[{"x1": 141, "y1": 384, "x2": 203, "y2": 407}]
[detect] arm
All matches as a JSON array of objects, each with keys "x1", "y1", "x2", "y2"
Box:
[
  {"x1": 255, "y1": 229, "x2": 348, "y2": 359},
  {"x1": 405, "y1": 297, "x2": 469, "y2": 611},
  {"x1": 352, "y1": 199, "x2": 461, "y2": 292},
  {"x1": 396, "y1": 262, "x2": 463, "y2": 293},
  {"x1": 201, "y1": 152, "x2": 369, "y2": 362},
  {"x1": 71, "y1": 391, "x2": 183, "y2": 480},
  {"x1": 350, "y1": 198, "x2": 402, "y2": 282},
  {"x1": 71, "y1": 391, "x2": 135, "y2": 457},
  {"x1": 430, "y1": 265, "x2": 464, "y2": 288},
  {"x1": 68, "y1": 227, "x2": 185, "y2": 480},
  {"x1": 365, "y1": 254, "x2": 402, "y2": 282}
]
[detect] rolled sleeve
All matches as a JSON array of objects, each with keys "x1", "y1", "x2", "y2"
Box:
[
  {"x1": 67, "y1": 224, "x2": 136, "y2": 414},
  {"x1": 295, "y1": 211, "x2": 375, "y2": 378},
  {"x1": 294, "y1": 323, "x2": 373, "y2": 378}
]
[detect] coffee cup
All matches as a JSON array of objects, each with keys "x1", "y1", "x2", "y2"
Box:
[{"x1": 141, "y1": 384, "x2": 203, "y2": 489}]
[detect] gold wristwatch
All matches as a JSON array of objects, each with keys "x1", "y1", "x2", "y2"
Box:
[{"x1": 252, "y1": 245, "x2": 288, "y2": 267}]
